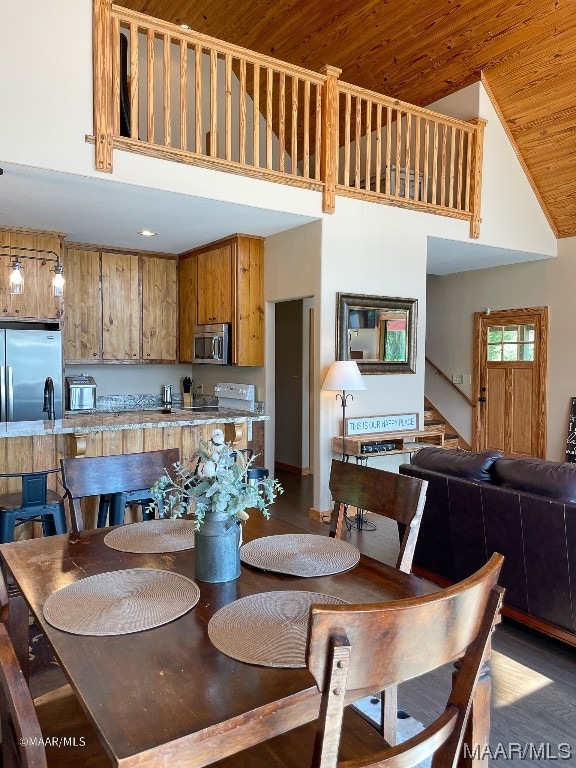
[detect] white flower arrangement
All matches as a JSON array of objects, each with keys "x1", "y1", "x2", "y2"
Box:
[{"x1": 148, "y1": 429, "x2": 283, "y2": 526}]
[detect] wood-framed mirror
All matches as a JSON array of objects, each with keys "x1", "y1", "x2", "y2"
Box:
[{"x1": 336, "y1": 293, "x2": 417, "y2": 374}]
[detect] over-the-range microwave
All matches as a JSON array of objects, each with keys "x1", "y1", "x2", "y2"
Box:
[{"x1": 192, "y1": 323, "x2": 231, "y2": 365}]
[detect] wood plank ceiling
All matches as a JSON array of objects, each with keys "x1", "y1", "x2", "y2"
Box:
[{"x1": 117, "y1": 0, "x2": 576, "y2": 238}]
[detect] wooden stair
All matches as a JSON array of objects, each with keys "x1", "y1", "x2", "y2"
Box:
[{"x1": 424, "y1": 399, "x2": 470, "y2": 450}]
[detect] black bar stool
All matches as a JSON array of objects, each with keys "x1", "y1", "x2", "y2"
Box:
[{"x1": 0, "y1": 470, "x2": 67, "y2": 544}]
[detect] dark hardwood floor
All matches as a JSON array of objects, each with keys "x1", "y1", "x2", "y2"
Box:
[{"x1": 273, "y1": 470, "x2": 576, "y2": 766}]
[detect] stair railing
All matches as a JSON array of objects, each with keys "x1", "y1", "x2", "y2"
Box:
[{"x1": 425, "y1": 357, "x2": 476, "y2": 408}]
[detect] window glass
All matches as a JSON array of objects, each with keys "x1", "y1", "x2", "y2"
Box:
[{"x1": 487, "y1": 323, "x2": 535, "y2": 363}]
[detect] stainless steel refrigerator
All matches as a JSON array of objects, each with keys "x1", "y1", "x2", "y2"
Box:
[{"x1": 0, "y1": 328, "x2": 63, "y2": 421}]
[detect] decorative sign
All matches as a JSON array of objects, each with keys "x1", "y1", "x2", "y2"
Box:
[
  {"x1": 345, "y1": 413, "x2": 418, "y2": 436},
  {"x1": 565, "y1": 397, "x2": 576, "y2": 463}
]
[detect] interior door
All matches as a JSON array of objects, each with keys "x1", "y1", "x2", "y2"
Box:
[{"x1": 474, "y1": 307, "x2": 548, "y2": 457}]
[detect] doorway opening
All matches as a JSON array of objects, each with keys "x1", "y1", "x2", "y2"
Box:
[{"x1": 274, "y1": 298, "x2": 314, "y2": 475}]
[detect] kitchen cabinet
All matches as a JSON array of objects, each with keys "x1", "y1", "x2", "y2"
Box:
[
  {"x1": 196, "y1": 245, "x2": 233, "y2": 325},
  {"x1": 142, "y1": 256, "x2": 177, "y2": 362},
  {"x1": 0, "y1": 228, "x2": 64, "y2": 320},
  {"x1": 179, "y1": 234, "x2": 264, "y2": 366},
  {"x1": 101, "y1": 252, "x2": 140, "y2": 361},
  {"x1": 63, "y1": 248, "x2": 101, "y2": 361}
]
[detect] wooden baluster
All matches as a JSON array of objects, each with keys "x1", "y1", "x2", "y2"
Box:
[
  {"x1": 303, "y1": 80, "x2": 310, "y2": 178},
  {"x1": 315, "y1": 83, "x2": 322, "y2": 181},
  {"x1": 239, "y1": 59, "x2": 247, "y2": 165},
  {"x1": 210, "y1": 49, "x2": 217, "y2": 157},
  {"x1": 320, "y1": 65, "x2": 341, "y2": 212},
  {"x1": 225, "y1": 54, "x2": 232, "y2": 161},
  {"x1": 253, "y1": 63, "x2": 260, "y2": 168},
  {"x1": 279, "y1": 72, "x2": 286, "y2": 172},
  {"x1": 147, "y1": 28, "x2": 155, "y2": 143},
  {"x1": 469, "y1": 118, "x2": 487, "y2": 238},
  {"x1": 394, "y1": 108, "x2": 402, "y2": 196},
  {"x1": 404, "y1": 112, "x2": 411, "y2": 199},
  {"x1": 413, "y1": 115, "x2": 421, "y2": 202},
  {"x1": 365, "y1": 101, "x2": 372, "y2": 191},
  {"x1": 291, "y1": 76, "x2": 298, "y2": 175},
  {"x1": 163, "y1": 33, "x2": 171, "y2": 147},
  {"x1": 449, "y1": 125, "x2": 456, "y2": 209},
  {"x1": 343, "y1": 92, "x2": 351, "y2": 187},
  {"x1": 464, "y1": 129, "x2": 472, "y2": 213},
  {"x1": 457, "y1": 128, "x2": 464, "y2": 210},
  {"x1": 422, "y1": 118, "x2": 430, "y2": 203},
  {"x1": 266, "y1": 68, "x2": 273, "y2": 170},
  {"x1": 374, "y1": 103, "x2": 382, "y2": 193},
  {"x1": 354, "y1": 97, "x2": 361, "y2": 189},
  {"x1": 93, "y1": 0, "x2": 113, "y2": 172},
  {"x1": 431, "y1": 121, "x2": 439, "y2": 205},
  {"x1": 440, "y1": 122, "x2": 447, "y2": 206},
  {"x1": 385, "y1": 105, "x2": 392, "y2": 194},
  {"x1": 179, "y1": 39, "x2": 187, "y2": 151},
  {"x1": 195, "y1": 45, "x2": 202, "y2": 154},
  {"x1": 112, "y1": 17, "x2": 121, "y2": 137}
]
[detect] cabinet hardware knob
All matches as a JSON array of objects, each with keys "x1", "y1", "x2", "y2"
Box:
[{"x1": 15, "y1": 309, "x2": 19, "y2": 314}]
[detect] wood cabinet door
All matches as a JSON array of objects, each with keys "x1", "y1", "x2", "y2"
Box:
[
  {"x1": 0, "y1": 230, "x2": 63, "y2": 320},
  {"x1": 142, "y1": 256, "x2": 177, "y2": 362},
  {"x1": 196, "y1": 245, "x2": 233, "y2": 325},
  {"x1": 178, "y1": 254, "x2": 197, "y2": 363},
  {"x1": 235, "y1": 236, "x2": 264, "y2": 366},
  {"x1": 63, "y1": 248, "x2": 102, "y2": 361},
  {"x1": 101, "y1": 252, "x2": 140, "y2": 360}
]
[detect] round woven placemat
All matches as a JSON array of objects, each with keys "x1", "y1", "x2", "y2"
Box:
[
  {"x1": 240, "y1": 533, "x2": 360, "y2": 577},
  {"x1": 43, "y1": 569, "x2": 200, "y2": 636},
  {"x1": 208, "y1": 590, "x2": 347, "y2": 668},
  {"x1": 104, "y1": 519, "x2": 196, "y2": 553}
]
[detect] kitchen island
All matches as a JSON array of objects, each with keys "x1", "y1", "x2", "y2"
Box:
[{"x1": 0, "y1": 409, "x2": 267, "y2": 535}]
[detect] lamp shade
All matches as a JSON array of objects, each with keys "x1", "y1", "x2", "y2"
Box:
[{"x1": 322, "y1": 360, "x2": 366, "y2": 392}]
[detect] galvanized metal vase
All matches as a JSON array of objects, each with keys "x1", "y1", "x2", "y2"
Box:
[{"x1": 194, "y1": 509, "x2": 241, "y2": 583}]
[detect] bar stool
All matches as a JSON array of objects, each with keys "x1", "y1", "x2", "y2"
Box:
[{"x1": 0, "y1": 470, "x2": 67, "y2": 544}]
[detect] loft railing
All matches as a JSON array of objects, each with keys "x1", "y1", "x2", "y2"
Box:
[{"x1": 92, "y1": 0, "x2": 485, "y2": 236}]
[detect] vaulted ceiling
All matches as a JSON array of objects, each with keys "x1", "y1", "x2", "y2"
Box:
[{"x1": 117, "y1": 0, "x2": 575, "y2": 239}]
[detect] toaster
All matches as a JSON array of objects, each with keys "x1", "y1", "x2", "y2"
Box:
[{"x1": 66, "y1": 376, "x2": 97, "y2": 411}]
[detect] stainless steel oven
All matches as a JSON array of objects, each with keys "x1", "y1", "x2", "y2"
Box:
[{"x1": 193, "y1": 324, "x2": 231, "y2": 365}]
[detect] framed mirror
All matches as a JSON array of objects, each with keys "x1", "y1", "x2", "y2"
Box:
[{"x1": 336, "y1": 293, "x2": 417, "y2": 374}]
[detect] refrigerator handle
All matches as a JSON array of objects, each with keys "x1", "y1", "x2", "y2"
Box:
[
  {"x1": 0, "y1": 366, "x2": 5, "y2": 422},
  {"x1": 6, "y1": 366, "x2": 13, "y2": 422}
]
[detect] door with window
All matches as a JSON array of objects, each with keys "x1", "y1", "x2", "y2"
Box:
[{"x1": 474, "y1": 307, "x2": 548, "y2": 457}]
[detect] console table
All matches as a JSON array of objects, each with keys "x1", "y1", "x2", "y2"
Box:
[{"x1": 332, "y1": 426, "x2": 445, "y2": 459}]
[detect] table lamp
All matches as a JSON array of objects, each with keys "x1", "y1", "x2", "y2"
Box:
[{"x1": 322, "y1": 360, "x2": 366, "y2": 460}]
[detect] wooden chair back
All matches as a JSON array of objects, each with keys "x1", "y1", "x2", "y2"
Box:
[
  {"x1": 60, "y1": 448, "x2": 180, "y2": 532},
  {"x1": 328, "y1": 459, "x2": 428, "y2": 573},
  {"x1": 306, "y1": 553, "x2": 504, "y2": 768}
]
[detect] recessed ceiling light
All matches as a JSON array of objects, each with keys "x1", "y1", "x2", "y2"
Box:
[{"x1": 138, "y1": 229, "x2": 157, "y2": 237}]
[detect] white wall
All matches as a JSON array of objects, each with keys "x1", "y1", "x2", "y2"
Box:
[
  {"x1": 66, "y1": 363, "x2": 193, "y2": 397},
  {"x1": 426, "y1": 237, "x2": 576, "y2": 459}
]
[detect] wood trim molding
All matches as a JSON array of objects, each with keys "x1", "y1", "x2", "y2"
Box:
[{"x1": 480, "y1": 71, "x2": 558, "y2": 238}]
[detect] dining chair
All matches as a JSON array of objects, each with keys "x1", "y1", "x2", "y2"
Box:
[
  {"x1": 60, "y1": 448, "x2": 180, "y2": 532},
  {"x1": 207, "y1": 553, "x2": 504, "y2": 768},
  {"x1": 0, "y1": 573, "x2": 109, "y2": 768},
  {"x1": 328, "y1": 458, "x2": 428, "y2": 744},
  {"x1": 0, "y1": 470, "x2": 67, "y2": 544}
]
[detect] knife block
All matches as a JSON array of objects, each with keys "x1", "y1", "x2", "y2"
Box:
[{"x1": 182, "y1": 393, "x2": 193, "y2": 407}]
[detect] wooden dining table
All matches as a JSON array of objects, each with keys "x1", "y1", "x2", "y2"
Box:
[{"x1": 0, "y1": 513, "x2": 484, "y2": 767}]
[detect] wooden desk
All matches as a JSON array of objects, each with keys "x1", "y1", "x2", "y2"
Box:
[
  {"x1": 0, "y1": 516, "x2": 482, "y2": 767},
  {"x1": 332, "y1": 426, "x2": 445, "y2": 460}
]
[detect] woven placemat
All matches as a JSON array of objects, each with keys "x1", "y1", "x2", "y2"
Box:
[
  {"x1": 240, "y1": 533, "x2": 360, "y2": 577},
  {"x1": 104, "y1": 519, "x2": 196, "y2": 553},
  {"x1": 208, "y1": 590, "x2": 347, "y2": 668},
  {"x1": 43, "y1": 569, "x2": 200, "y2": 636}
]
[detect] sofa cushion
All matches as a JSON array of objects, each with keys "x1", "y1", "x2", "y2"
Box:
[
  {"x1": 492, "y1": 457, "x2": 576, "y2": 503},
  {"x1": 410, "y1": 447, "x2": 502, "y2": 482}
]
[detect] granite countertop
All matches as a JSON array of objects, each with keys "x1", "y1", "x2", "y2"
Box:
[{"x1": 0, "y1": 408, "x2": 267, "y2": 439}]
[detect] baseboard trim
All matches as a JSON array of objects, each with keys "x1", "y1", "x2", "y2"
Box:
[
  {"x1": 275, "y1": 462, "x2": 311, "y2": 475},
  {"x1": 308, "y1": 507, "x2": 331, "y2": 523}
]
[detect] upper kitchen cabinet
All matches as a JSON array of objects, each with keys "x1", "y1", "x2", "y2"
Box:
[
  {"x1": 197, "y1": 245, "x2": 233, "y2": 325},
  {"x1": 179, "y1": 235, "x2": 264, "y2": 366},
  {"x1": 0, "y1": 228, "x2": 64, "y2": 321},
  {"x1": 63, "y1": 247, "x2": 101, "y2": 361},
  {"x1": 101, "y1": 252, "x2": 140, "y2": 361},
  {"x1": 141, "y1": 256, "x2": 177, "y2": 362}
]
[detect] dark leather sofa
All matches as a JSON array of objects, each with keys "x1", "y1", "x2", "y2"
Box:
[{"x1": 400, "y1": 448, "x2": 576, "y2": 645}]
